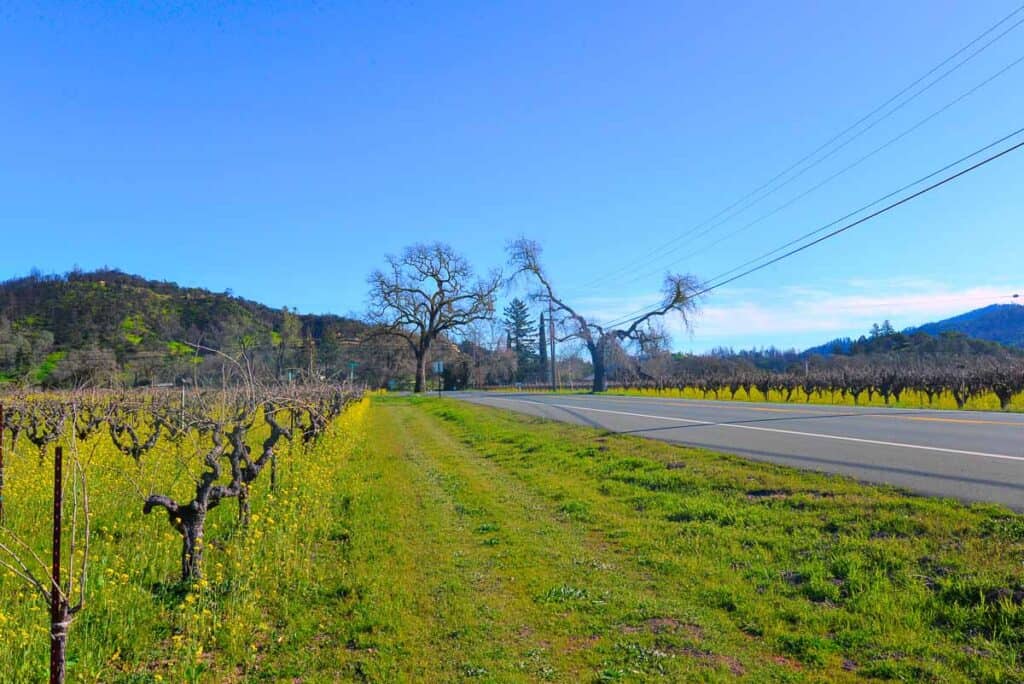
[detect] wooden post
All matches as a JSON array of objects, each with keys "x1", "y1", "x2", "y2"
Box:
[{"x1": 50, "y1": 445, "x2": 68, "y2": 684}]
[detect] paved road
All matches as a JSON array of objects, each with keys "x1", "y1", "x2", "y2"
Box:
[{"x1": 449, "y1": 392, "x2": 1024, "y2": 511}]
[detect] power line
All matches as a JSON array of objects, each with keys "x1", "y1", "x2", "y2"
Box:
[
  {"x1": 695, "y1": 139, "x2": 1024, "y2": 297},
  {"x1": 570, "y1": 3, "x2": 1024, "y2": 293},
  {"x1": 699, "y1": 126, "x2": 1024, "y2": 287},
  {"x1": 614, "y1": 48, "x2": 1024, "y2": 288},
  {"x1": 599, "y1": 132, "x2": 1024, "y2": 329},
  {"x1": 598, "y1": 129, "x2": 1024, "y2": 328}
]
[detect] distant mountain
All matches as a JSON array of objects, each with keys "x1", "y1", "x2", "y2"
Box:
[
  {"x1": 803, "y1": 337, "x2": 855, "y2": 356},
  {"x1": 910, "y1": 303, "x2": 1024, "y2": 348},
  {"x1": 804, "y1": 302, "x2": 1024, "y2": 356}
]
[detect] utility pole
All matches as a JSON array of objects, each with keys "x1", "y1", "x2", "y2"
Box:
[
  {"x1": 306, "y1": 336, "x2": 315, "y2": 379},
  {"x1": 548, "y1": 298, "x2": 557, "y2": 391}
]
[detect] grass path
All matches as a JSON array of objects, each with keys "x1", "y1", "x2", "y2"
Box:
[
  {"x1": 316, "y1": 396, "x2": 1024, "y2": 683},
  {"x1": 327, "y1": 397, "x2": 706, "y2": 681}
]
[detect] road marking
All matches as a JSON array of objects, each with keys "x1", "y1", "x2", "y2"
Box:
[{"x1": 484, "y1": 397, "x2": 1024, "y2": 463}]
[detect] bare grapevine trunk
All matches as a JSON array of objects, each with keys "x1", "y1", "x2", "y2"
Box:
[
  {"x1": 50, "y1": 601, "x2": 69, "y2": 684},
  {"x1": 238, "y1": 483, "x2": 250, "y2": 527},
  {"x1": 180, "y1": 509, "x2": 205, "y2": 580},
  {"x1": 144, "y1": 429, "x2": 229, "y2": 582}
]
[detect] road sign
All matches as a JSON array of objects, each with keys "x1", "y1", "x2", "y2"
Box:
[{"x1": 432, "y1": 361, "x2": 444, "y2": 374}]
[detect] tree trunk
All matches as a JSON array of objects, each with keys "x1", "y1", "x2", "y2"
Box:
[
  {"x1": 998, "y1": 392, "x2": 1012, "y2": 411},
  {"x1": 238, "y1": 483, "x2": 250, "y2": 527},
  {"x1": 181, "y1": 512, "x2": 204, "y2": 581},
  {"x1": 414, "y1": 352, "x2": 428, "y2": 393},
  {"x1": 591, "y1": 346, "x2": 607, "y2": 393}
]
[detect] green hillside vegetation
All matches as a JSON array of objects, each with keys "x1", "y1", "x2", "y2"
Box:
[{"x1": 0, "y1": 269, "x2": 369, "y2": 386}]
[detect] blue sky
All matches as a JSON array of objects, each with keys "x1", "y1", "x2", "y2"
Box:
[{"x1": 2, "y1": 1, "x2": 1022, "y2": 352}]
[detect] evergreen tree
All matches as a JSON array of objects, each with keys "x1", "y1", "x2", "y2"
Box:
[{"x1": 503, "y1": 298, "x2": 537, "y2": 379}]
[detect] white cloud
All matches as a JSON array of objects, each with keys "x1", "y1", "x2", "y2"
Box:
[{"x1": 571, "y1": 280, "x2": 1021, "y2": 350}]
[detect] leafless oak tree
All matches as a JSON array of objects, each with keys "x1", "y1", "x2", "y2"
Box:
[
  {"x1": 367, "y1": 242, "x2": 501, "y2": 392},
  {"x1": 509, "y1": 238, "x2": 700, "y2": 392}
]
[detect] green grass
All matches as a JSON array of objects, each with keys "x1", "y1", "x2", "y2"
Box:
[
  {"x1": 332, "y1": 395, "x2": 1022, "y2": 682},
  {"x1": 2, "y1": 395, "x2": 1023, "y2": 681}
]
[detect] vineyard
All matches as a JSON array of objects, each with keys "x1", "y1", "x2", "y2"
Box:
[
  {"x1": 606, "y1": 386, "x2": 1024, "y2": 412},
  {"x1": 501, "y1": 353, "x2": 1024, "y2": 412},
  {"x1": 0, "y1": 383, "x2": 365, "y2": 681}
]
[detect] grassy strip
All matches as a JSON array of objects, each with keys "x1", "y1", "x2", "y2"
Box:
[{"x1": 383, "y1": 395, "x2": 1024, "y2": 682}]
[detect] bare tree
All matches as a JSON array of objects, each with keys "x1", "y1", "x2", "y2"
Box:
[
  {"x1": 509, "y1": 238, "x2": 700, "y2": 392},
  {"x1": 367, "y1": 243, "x2": 501, "y2": 392}
]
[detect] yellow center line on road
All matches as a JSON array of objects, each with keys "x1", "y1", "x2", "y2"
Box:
[{"x1": 544, "y1": 394, "x2": 1023, "y2": 427}]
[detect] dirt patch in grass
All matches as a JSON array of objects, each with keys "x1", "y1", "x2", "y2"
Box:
[
  {"x1": 620, "y1": 617, "x2": 704, "y2": 639},
  {"x1": 675, "y1": 646, "x2": 746, "y2": 676},
  {"x1": 746, "y1": 488, "x2": 791, "y2": 501}
]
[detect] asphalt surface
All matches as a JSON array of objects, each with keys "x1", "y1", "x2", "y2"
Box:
[{"x1": 449, "y1": 392, "x2": 1024, "y2": 511}]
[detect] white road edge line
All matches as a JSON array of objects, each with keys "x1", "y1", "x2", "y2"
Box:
[{"x1": 481, "y1": 397, "x2": 1024, "y2": 463}]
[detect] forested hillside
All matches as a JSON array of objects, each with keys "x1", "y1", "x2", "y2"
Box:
[
  {"x1": 913, "y1": 303, "x2": 1024, "y2": 347},
  {"x1": 0, "y1": 269, "x2": 374, "y2": 385},
  {"x1": 807, "y1": 304, "x2": 1024, "y2": 355}
]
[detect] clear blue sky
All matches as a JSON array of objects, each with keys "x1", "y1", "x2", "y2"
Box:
[{"x1": 2, "y1": 1, "x2": 1022, "y2": 352}]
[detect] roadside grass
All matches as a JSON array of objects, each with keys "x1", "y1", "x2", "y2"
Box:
[{"x1": 350, "y1": 395, "x2": 1022, "y2": 682}]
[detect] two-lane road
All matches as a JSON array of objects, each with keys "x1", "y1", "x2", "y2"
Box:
[{"x1": 450, "y1": 392, "x2": 1024, "y2": 510}]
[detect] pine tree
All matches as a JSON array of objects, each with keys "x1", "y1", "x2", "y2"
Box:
[{"x1": 503, "y1": 298, "x2": 537, "y2": 380}]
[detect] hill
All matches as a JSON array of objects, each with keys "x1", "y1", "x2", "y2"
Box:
[
  {"x1": 804, "y1": 302, "x2": 1024, "y2": 356},
  {"x1": 0, "y1": 269, "x2": 370, "y2": 385},
  {"x1": 911, "y1": 303, "x2": 1024, "y2": 347}
]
